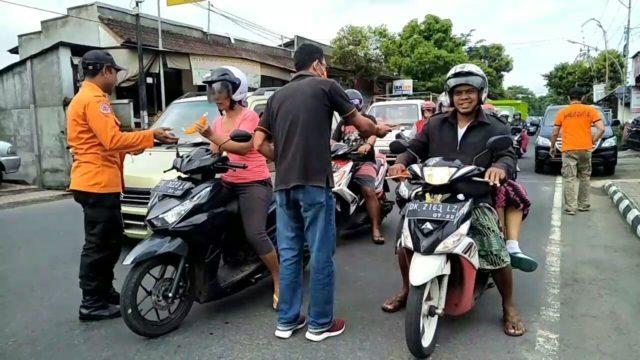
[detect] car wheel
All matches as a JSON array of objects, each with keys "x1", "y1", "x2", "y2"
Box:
[
  {"x1": 603, "y1": 164, "x2": 616, "y2": 176},
  {"x1": 534, "y1": 160, "x2": 544, "y2": 174}
]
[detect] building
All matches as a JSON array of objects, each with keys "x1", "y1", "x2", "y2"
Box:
[{"x1": 1, "y1": 2, "x2": 388, "y2": 188}]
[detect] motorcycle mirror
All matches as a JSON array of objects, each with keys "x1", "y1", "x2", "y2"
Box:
[
  {"x1": 389, "y1": 140, "x2": 409, "y2": 155},
  {"x1": 229, "y1": 129, "x2": 253, "y2": 143},
  {"x1": 529, "y1": 119, "x2": 540, "y2": 126},
  {"x1": 486, "y1": 135, "x2": 513, "y2": 153},
  {"x1": 611, "y1": 119, "x2": 621, "y2": 127},
  {"x1": 395, "y1": 132, "x2": 409, "y2": 141}
]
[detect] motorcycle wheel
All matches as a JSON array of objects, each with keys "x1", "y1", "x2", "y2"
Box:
[
  {"x1": 121, "y1": 256, "x2": 196, "y2": 338},
  {"x1": 405, "y1": 278, "x2": 441, "y2": 359}
]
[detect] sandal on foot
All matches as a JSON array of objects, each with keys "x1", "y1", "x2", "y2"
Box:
[
  {"x1": 509, "y1": 252, "x2": 538, "y2": 273},
  {"x1": 273, "y1": 294, "x2": 279, "y2": 311},
  {"x1": 503, "y1": 313, "x2": 526, "y2": 337},
  {"x1": 372, "y1": 234, "x2": 385, "y2": 245},
  {"x1": 381, "y1": 293, "x2": 407, "y2": 313}
]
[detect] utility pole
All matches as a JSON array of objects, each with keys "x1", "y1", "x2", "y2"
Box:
[
  {"x1": 582, "y1": 18, "x2": 609, "y2": 87},
  {"x1": 157, "y1": 0, "x2": 166, "y2": 111},
  {"x1": 621, "y1": 0, "x2": 631, "y2": 122},
  {"x1": 207, "y1": 1, "x2": 211, "y2": 37},
  {"x1": 135, "y1": 0, "x2": 148, "y2": 129}
]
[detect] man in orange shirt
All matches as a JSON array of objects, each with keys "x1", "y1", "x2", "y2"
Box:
[
  {"x1": 67, "y1": 50, "x2": 177, "y2": 321},
  {"x1": 550, "y1": 87, "x2": 605, "y2": 215}
]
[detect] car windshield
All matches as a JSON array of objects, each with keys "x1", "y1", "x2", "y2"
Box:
[
  {"x1": 152, "y1": 100, "x2": 219, "y2": 143},
  {"x1": 543, "y1": 107, "x2": 610, "y2": 126},
  {"x1": 368, "y1": 104, "x2": 419, "y2": 126}
]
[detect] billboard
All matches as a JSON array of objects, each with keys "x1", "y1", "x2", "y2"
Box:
[
  {"x1": 593, "y1": 83, "x2": 606, "y2": 103},
  {"x1": 167, "y1": 0, "x2": 202, "y2": 6},
  {"x1": 392, "y1": 80, "x2": 413, "y2": 95}
]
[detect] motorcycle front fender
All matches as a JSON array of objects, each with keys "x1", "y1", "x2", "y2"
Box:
[
  {"x1": 409, "y1": 253, "x2": 450, "y2": 287},
  {"x1": 123, "y1": 235, "x2": 188, "y2": 265}
]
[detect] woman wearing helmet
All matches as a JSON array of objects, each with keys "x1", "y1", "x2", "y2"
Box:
[
  {"x1": 332, "y1": 89, "x2": 385, "y2": 244},
  {"x1": 195, "y1": 66, "x2": 281, "y2": 310},
  {"x1": 415, "y1": 101, "x2": 436, "y2": 134}
]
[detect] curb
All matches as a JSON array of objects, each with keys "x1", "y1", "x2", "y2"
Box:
[
  {"x1": 603, "y1": 182, "x2": 640, "y2": 239},
  {"x1": 0, "y1": 192, "x2": 72, "y2": 210}
]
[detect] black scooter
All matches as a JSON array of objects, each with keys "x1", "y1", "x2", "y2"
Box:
[
  {"x1": 120, "y1": 130, "x2": 308, "y2": 338},
  {"x1": 626, "y1": 117, "x2": 640, "y2": 150}
]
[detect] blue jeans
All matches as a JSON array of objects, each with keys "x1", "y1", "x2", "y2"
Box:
[{"x1": 275, "y1": 185, "x2": 336, "y2": 332}]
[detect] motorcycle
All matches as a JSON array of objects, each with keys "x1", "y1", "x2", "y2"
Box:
[
  {"x1": 625, "y1": 116, "x2": 640, "y2": 151},
  {"x1": 388, "y1": 135, "x2": 512, "y2": 359},
  {"x1": 510, "y1": 123, "x2": 528, "y2": 158},
  {"x1": 119, "y1": 130, "x2": 308, "y2": 338},
  {"x1": 331, "y1": 143, "x2": 394, "y2": 233}
]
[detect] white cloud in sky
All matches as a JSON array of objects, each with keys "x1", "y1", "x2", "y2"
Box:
[{"x1": 0, "y1": 0, "x2": 636, "y2": 94}]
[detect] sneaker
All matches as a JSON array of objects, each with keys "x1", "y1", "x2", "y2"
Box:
[
  {"x1": 305, "y1": 319, "x2": 346, "y2": 342},
  {"x1": 275, "y1": 316, "x2": 307, "y2": 339},
  {"x1": 578, "y1": 205, "x2": 591, "y2": 212},
  {"x1": 564, "y1": 209, "x2": 576, "y2": 215}
]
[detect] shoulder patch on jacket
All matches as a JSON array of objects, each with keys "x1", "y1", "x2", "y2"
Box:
[{"x1": 99, "y1": 103, "x2": 112, "y2": 114}]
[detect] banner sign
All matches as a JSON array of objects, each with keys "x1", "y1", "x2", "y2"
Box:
[
  {"x1": 189, "y1": 55, "x2": 261, "y2": 88},
  {"x1": 392, "y1": 79, "x2": 413, "y2": 95},
  {"x1": 593, "y1": 83, "x2": 606, "y2": 103},
  {"x1": 167, "y1": 0, "x2": 202, "y2": 6}
]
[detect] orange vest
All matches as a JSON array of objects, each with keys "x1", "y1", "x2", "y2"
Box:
[{"x1": 67, "y1": 81, "x2": 154, "y2": 193}]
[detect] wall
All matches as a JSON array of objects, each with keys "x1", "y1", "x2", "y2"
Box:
[
  {"x1": 0, "y1": 47, "x2": 74, "y2": 188},
  {"x1": 18, "y1": 15, "x2": 101, "y2": 60}
]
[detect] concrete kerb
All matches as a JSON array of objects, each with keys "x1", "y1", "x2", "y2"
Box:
[
  {"x1": 603, "y1": 182, "x2": 640, "y2": 239},
  {"x1": 0, "y1": 191, "x2": 72, "y2": 210}
]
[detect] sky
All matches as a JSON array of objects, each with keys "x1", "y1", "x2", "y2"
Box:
[{"x1": 0, "y1": 0, "x2": 637, "y2": 95}]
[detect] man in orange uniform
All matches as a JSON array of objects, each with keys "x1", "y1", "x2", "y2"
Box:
[
  {"x1": 550, "y1": 87, "x2": 605, "y2": 215},
  {"x1": 67, "y1": 50, "x2": 177, "y2": 321}
]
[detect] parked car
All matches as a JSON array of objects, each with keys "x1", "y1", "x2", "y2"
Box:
[
  {"x1": 527, "y1": 116, "x2": 541, "y2": 135},
  {"x1": 366, "y1": 99, "x2": 423, "y2": 162},
  {"x1": 0, "y1": 140, "x2": 21, "y2": 184},
  {"x1": 120, "y1": 89, "x2": 341, "y2": 240},
  {"x1": 534, "y1": 105, "x2": 620, "y2": 175}
]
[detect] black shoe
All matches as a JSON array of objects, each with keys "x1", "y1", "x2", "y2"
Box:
[
  {"x1": 79, "y1": 296, "x2": 121, "y2": 321},
  {"x1": 105, "y1": 288, "x2": 120, "y2": 305}
]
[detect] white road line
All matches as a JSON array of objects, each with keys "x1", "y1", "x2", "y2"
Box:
[{"x1": 535, "y1": 176, "x2": 563, "y2": 360}]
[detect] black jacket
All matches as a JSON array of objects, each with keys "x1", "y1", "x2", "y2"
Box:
[{"x1": 396, "y1": 109, "x2": 516, "y2": 202}]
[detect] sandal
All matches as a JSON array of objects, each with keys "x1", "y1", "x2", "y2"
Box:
[
  {"x1": 273, "y1": 294, "x2": 279, "y2": 311},
  {"x1": 381, "y1": 293, "x2": 407, "y2": 313},
  {"x1": 372, "y1": 234, "x2": 385, "y2": 245},
  {"x1": 503, "y1": 312, "x2": 526, "y2": 337}
]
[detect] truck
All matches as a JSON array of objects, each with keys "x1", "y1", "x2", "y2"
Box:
[{"x1": 488, "y1": 100, "x2": 529, "y2": 119}]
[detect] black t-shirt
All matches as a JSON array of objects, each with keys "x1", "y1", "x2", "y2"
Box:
[
  {"x1": 258, "y1": 72, "x2": 356, "y2": 191},
  {"x1": 331, "y1": 114, "x2": 377, "y2": 162}
]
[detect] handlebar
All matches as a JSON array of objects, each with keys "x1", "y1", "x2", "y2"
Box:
[{"x1": 226, "y1": 162, "x2": 248, "y2": 169}]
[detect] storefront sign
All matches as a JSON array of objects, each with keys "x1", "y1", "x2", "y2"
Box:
[
  {"x1": 393, "y1": 79, "x2": 413, "y2": 95},
  {"x1": 631, "y1": 87, "x2": 640, "y2": 113},
  {"x1": 189, "y1": 55, "x2": 261, "y2": 88}
]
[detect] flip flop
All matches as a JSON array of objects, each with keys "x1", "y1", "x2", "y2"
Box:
[
  {"x1": 273, "y1": 294, "x2": 279, "y2": 311},
  {"x1": 509, "y1": 252, "x2": 538, "y2": 272},
  {"x1": 372, "y1": 234, "x2": 385, "y2": 245},
  {"x1": 503, "y1": 314, "x2": 526, "y2": 337},
  {"x1": 381, "y1": 293, "x2": 407, "y2": 313}
]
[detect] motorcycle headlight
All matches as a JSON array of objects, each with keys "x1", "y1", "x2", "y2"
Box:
[
  {"x1": 536, "y1": 137, "x2": 551, "y2": 146},
  {"x1": 601, "y1": 137, "x2": 616, "y2": 148},
  {"x1": 434, "y1": 220, "x2": 471, "y2": 253},
  {"x1": 423, "y1": 167, "x2": 455, "y2": 185},
  {"x1": 149, "y1": 187, "x2": 210, "y2": 227}
]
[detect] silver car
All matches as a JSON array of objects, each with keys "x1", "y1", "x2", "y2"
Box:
[{"x1": 0, "y1": 141, "x2": 21, "y2": 184}]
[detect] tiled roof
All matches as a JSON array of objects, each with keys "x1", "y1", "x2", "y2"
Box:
[{"x1": 100, "y1": 17, "x2": 295, "y2": 71}]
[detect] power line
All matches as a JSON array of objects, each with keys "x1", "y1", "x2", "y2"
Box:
[{"x1": 0, "y1": 0, "x2": 103, "y2": 25}]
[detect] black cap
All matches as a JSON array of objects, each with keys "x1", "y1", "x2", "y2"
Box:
[
  {"x1": 569, "y1": 87, "x2": 586, "y2": 98},
  {"x1": 81, "y1": 50, "x2": 125, "y2": 72}
]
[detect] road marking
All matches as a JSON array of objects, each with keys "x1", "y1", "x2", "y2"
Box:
[{"x1": 535, "y1": 176, "x2": 563, "y2": 360}]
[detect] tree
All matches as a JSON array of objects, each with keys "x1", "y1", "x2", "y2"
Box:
[
  {"x1": 504, "y1": 85, "x2": 536, "y2": 100},
  {"x1": 382, "y1": 15, "x2": 468, "y2": 93},
  {"x1": 330, "y1": 25, "x2": 392, "y2": 86},
  {"x1": 466, "y1": 42, "x2": 513, "y2": 99},
  {"x1": 543, "y1": 49, "x2": 625, "y2": 99}
]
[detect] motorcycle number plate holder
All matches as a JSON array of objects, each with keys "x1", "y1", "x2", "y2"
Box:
[
  {"x1": 406, "y1": 201, "x2": 460, "y2": 221},
  {"x1": 153, "y1": 179, "x2": 194, "y2": 196}
]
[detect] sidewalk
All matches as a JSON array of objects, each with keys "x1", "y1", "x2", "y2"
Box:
[
  {"x1": 600, "y1": 150, "x2": 640, "y2": 239},
  {"x1": 0, "y1": 182, "x2": 71, "y2": 209}
]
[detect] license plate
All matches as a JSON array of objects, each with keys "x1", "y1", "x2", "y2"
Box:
[
  {"x1": 152, "y1": 180, "x2": 193, "y2": 196},
  {"x1": 406, "y1": 201, "x2": 461, "y2": 221}
]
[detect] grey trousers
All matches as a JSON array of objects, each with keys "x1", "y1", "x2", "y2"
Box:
[{"x1": 561, "y1": 150, "x2": 592, "y2": 211}]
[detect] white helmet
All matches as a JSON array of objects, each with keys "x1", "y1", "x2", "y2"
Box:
[
  {"x1": 202, "y1": 65, "x2": 249, "y2": 103},
  {"x1": 444, "y1": 63, "x2": 489, "y2": 104},
  {"x1": 499, "y1": 111, "x2": 510, "y2": 118},
  {"x1": 436, "y1": 92, "x2": 450, "y2": 111}
]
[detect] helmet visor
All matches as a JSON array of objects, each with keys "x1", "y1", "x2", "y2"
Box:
[
  {"x1": 446, "y1": 75, "x2": 485, "y2": 93},
  {"x1": 207, "y1": 81, "x2": 233, "y2": 104}
]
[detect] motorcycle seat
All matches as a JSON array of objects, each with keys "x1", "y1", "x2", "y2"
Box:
[{"x1": 224, "y1": 199, "x2": 240, "y2": 215}]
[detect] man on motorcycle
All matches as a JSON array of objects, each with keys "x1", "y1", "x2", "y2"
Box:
[
  {"x1": 385, "y1": 63, "x2": 525, "y2": 336},
  {"x1": 331, "y1": 89, "x2": 385, "y2": 244},
  {"x1": 499, "y1": 110, "x2": 510, "y2": 123}
]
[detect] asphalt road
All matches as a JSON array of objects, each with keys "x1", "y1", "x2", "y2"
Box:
[{"x1": 1, "y1": 155, "x2": 639, "y2": 360}]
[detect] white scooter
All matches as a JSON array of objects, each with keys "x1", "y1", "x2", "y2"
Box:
[
  {"x1": 388, "y1": 135, "x2": 512, "y2": 359},
  {"x1": 331, "y1": 143, "x2": 394, "y2": 232}
]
